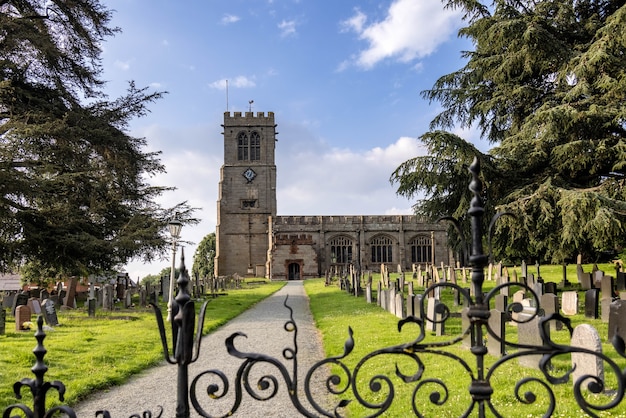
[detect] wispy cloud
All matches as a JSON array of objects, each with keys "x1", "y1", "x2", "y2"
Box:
[
  {"x1": 208, "y1": 76, "x2": 256, "y2": 90},
  {"x1": 341, "y1": 0, "x2": 462, "y2": 69},
  {"x1": 221, "y1": 14, "x2": 240, "y2": 24},
  {"x1": 278, "y1": 19, "x2": 297, "y2": 37},
  {"x1": 114, "y1": 60, "x2": 130, "y2": 71}
]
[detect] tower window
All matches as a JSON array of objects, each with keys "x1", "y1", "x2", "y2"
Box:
[
  {"x1": 410, "y1": 235, "x2": 432, "y2": 263},
  {"x1": 241, "y1": 199, "x2": 257, "y2": 209},
  {"x1": 371, "y1": 235, "x2": 393, "y2": 263},
  {"x1": 237, "y1": 131, "x2": 261, "y2": 161}
]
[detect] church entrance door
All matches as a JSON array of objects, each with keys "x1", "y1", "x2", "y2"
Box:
[{"x1": 288, "y1": 263, "x2": 300, "y2": 280}]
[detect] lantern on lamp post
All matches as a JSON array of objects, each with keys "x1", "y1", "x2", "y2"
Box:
[{"x1": 167, "y1": 215, "x2": 183, "y2": 322}]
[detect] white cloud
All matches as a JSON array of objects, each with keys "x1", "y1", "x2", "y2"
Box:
[
  {"x1": 278, "y1": 19, "x2": 297, "y2": 37},
  {"x1": 221, "y1": 14, "x2": 240, "y2": 24},
  {"x1": 114, "y1": 60, "x2": 130, "y2": 71},
  {"x1": 342, "y1": 0, "x2": 462, "y2": 69},
  {"x1": 208, "y1": 76, "x2": 256, "y2": 90}
]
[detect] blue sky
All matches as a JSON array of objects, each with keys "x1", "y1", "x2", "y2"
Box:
[{"x1": 100, "y1": 0, "x2": 482, "y2": 281}]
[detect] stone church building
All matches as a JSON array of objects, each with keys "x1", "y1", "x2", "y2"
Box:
[{"x1": 214, "y1": 111, "x2": 450, "y2": 280}]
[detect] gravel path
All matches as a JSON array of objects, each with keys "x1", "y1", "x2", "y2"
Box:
[{"x1": 72, "y1": 281, "x2": 332, "y2": 417}]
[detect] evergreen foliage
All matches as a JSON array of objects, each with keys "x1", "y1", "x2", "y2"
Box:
[
  {"x1": 192, "y1": 232, "x2": 216, "y2": 280},
  {"x1": 0, "y1": 1, "x2": 196, "y2": 279},
  {"x1": 392, "y1": 0, "x2": 626, "y2": 263}
]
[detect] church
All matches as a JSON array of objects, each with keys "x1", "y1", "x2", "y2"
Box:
[{"x1": 214, "y1": 111, "x2": 450, "y2": 280}]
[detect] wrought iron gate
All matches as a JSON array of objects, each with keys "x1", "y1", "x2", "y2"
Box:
[{"x1": 4, "y1": 158, "x2": 626, "y2": 417}]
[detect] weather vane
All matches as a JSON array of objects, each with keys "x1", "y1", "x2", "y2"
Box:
[{"x1": 248, "y1": 99, "x2": 254, "y2": 112}]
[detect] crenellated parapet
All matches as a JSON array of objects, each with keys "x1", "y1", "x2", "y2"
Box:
[{"x1": 223, "y1": 111, "x2": 275, "y2": 126}]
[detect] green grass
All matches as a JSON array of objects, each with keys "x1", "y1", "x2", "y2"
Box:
[
  {"x1": 305, "y1": 265, "x2": 626, "y2": 417},
  {"x1": 0, "y1": 280, "x2": 285, "y2": 413}
]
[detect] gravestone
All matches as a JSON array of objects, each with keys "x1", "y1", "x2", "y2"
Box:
[
  {"x1": 426, "y1": 297, "x2": 438, "y2": 332},
  {"x1": 412, "y1": 295, "x2": 423, "y2": 320},
  {"x1": 616, "y1": 272, "x2": 626, "y2": 292},
  {"x1": 366, "y1": 283, "x2": 372, "y2": 304},
  {"x1": 487, "y1": 308, "x2": 506, "y2": 357},
  {"x1": 561, "y1": 291, "x2": 578, "y2": 316},
  {"x1": 395, "y1": 293, "x2": 404, "y2": 319},
  {"x1": 376, "y1": 281, "x2": 382, "y2": 306},
  {"x1": 608, "y1": 300, "x2": 626, "y2": 343},
  {"x1": 15, "y1": 305, "x2": 31, "y2": 331},
  {"x1": 408, "y1": 282, "x2": 414, "y2": 296},
  {"x1": 578, "y1": 264, "x2": 592, "y2": 290},
  {"x1": 0, "y1": 309, "x2": 5, "y2": 335},
  {"x1": 28, "y1": 298, "x2": 42, "y2": 315},
  {"x1": 571, "y1": 324, "x2": 603, "y2": 391},
  {"x1": 42, "y1": 299, "x2": 59, "y2": 326},
  {"x1": 406, "y1": 292, "x2": 414, "y2": 317},
  {"x1": 461, "y1": 308, "x2": 472, "y2": 349},
  {"x1": 517, "y1": 311, "x2": 549, "y2": 369},
  {"x1": 540, "y1": 293, "x2": 562, "y2": 331},
  {"x1": 593, "y1": 270, "x2": 604, "y2": 288},
  {"x1": 389, "y1": 287, "x2": 397, "y2": 316},
  {"x1": 434, "y1": 301, "x2": 445, "y2": 336},
  {"x1": 103, "y1": 284, "x2": 114, "y2": 311},
  {"x1": 495, "y1": 294, "x2": 508, "y2": 313},
  {"x1": 511, "y1": 290, "x2": 525, "y2": 322},
  {"x1": 88, "y1": 298, "x2": 96, "y2": 317},
  {"x1": 584, "y1": 289, "x2": 599, "y2": 319},
  {"x1": 543, "y1": 282, "x2": 557, "y2": 295},
  {"x1": 12, "y1": 292, "x2": 29, "y2": 316},
  {"x1": 2, "y1": 293, "x2": 14, "y2": 309}
]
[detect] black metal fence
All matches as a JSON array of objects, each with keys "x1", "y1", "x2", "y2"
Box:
[{"x1": 4, "y1": 157, "x2": 626, "y2": 417}]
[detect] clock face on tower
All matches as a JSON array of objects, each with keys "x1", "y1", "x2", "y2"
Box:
[{"x1": 243, "y1": 167, "x2": 256, "y2": 183}]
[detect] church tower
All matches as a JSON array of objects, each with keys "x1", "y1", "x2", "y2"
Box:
[{"x1": 214, "y1": 111, "x2": 277, "y2": 277}]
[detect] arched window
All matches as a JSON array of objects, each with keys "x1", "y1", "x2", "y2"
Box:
[
  {"x1": 329, "y1": 236, "x2": 353, "y2": 264},
  {"x1": 410, "y1": 235, "x2": 432, "y2": 263},
  {"x1": 237, "y1": 132, "x2": 249, "y2": 160},
  {"x1": 237, "y1": 131, "x2": 261, "y2": 161},
  {"x1": 371, "y1": 235, "x2": 393, "y2": 263},
  {"x1": 250, "y1": 131, "x2": 261, "y2": 161}
]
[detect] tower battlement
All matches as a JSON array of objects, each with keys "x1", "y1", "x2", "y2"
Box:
[{"x1": 224, "y1": 111, "x2": 275, "y2": 125}]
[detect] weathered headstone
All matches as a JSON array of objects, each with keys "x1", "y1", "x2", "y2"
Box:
[
  {"x1": 584, "y1": 288, "x2": 599, "y2": 319},
  {"x1": 616, "y1": 272, "x2": 626, "y2": 292},
  {"x1": 395, "y1": 293, "x2": 404, "y2": 319},
  {"x1": 412, "y1": 295, "x2": 423, "y2": 320},
  {"x1": 543, "y1": 282, "x2": 557, "y2": 295},
  {"x1": 487, "y1": 309, "x2": 506, "y2": 357},
  {"x1": 434, "y1": 301, "x2": 445, "y2": 336},
  {"x1": 2, "y1": 293, "x2": 14, "y2": 310},
  {"x1": 376, "y1": 281, "x2": 382, "y2": 306},
  {"x1": 495, "y1": 294, "x2": 508, "y2": 313},
  {"x1": 593, "y1": 270, "x2": 604, "y2": 289},
  {"x1": 517, "y1": 311, "x2": 548, "y2": 369},
  {"x1": 540, "y1": 293, "x2": 562, "y2": 331},
  {"x1": 561, "y1": 291, "x2": 578, "y2": 316},
  {"x1": 511, "y1": 290, "x2": 525, "y2": 322},
  {"x1": 601, "y1": 275, "x2": 614, "y2": 299},
  {"x1": 15, "y1": 305, "x2": 31, "y2": 331},
  {"x1": 12, "y1": 292, "x2": 29, "y2": 316},
  {"x1": 571, "y1": 324, "x2": 603, "y2": 392},
  {"x1": 426, "y1": 297, "x2": 438, "y2": 332},
  {"x1": 41, "y1": 299, "x2": 59, "y2": 326},
  {"x1": 103, "y1": 284, "x2": 114, "y2": 311},
  {"x1": 608, "y1": 299, "x2": 626, "y2": 343},
  {"x1": 0, "y1": 309, "x2": 5, "y2": 335},
  {"x1": 461, "y1": 307, "x2": 472, "y2": 349},
  {"x1": 88, "y1": 298, "x2": 96, "y2": 317},
  {"x1": 28, "y1": 298, "x2": 41, "y2": 315},
  {"x1": 366, "y1": 283, "x2": 372, "y2": 304}
]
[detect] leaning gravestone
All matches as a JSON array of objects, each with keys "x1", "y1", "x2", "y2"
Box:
[
  {"x1": 571, "y1": 324, "x2": 603, "y2": 391},
  {"x1": 28, "y1": 298, "x2": 41, "y2": 315},
  {"x1": 517, "y1": 309, "x2": 549, "y2": 369},
  {"x1": 561, "y1": 291, "x2": 578, "y2": 316},
  {"x1": 41, "y1": 299, "x2": 59, "y2": 326}
]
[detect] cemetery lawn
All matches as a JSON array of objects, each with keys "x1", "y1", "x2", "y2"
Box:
[
  {"x1": 305, "y1": 266, "x2": 626, "y2": 418},
  {"x1": 0, "y1": 280, "x2": 285, "y2": 412}
]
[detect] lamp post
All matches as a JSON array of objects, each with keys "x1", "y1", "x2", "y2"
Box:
[{"x1": 167, "y1": 215, "x2": 183, "y2": 322}]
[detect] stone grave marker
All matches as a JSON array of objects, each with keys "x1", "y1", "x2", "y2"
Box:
[
  {"x1": 517, "y1": 310, "x2": 549, "y2": 369},
  {"x1": 584, "y1": 288, "x2": 599, "y2": 319},
  {"x1": 608, "y1": 299, "x2": 626, "y2": 343},
  {"x1": 15, "y1": 305, "x2": 31, "y2": 331},
  {"x1": 495, "y1": 294, "x2": 508, "y2": 314},
  {"x1": 412, "y1": 295, "x2": 423, "y2": 320},
  {"x1": 540, "y1": 293, "x2": 562, "y2": 331},
  {"x1": 426, "y1": 297, "x2": 438, "y2": 332},
  {"x1": 544, "y1": 282, "x2": 557, "y2": 295},
  {"x1": 487, "y1": 309, "x2": 506, "y2": 357},
  {"x1": 103, "y1": 284, "x2": 114, "y2": 311},
  {"x1": 2, "y1": 293, "x2": 14, "y2": 310},
  {"x1": 571, "y1": 324, "x2": 603, "y2": 392},
  {"x1": 0, "y1": 309, "x2": 5, "y2": 335},
  {"x1": 376, "y1": 281, "x2": 382, "y2": 306},
  {"x1": 395, "y1": 293, "x2": 404, "y2": 319},
  {"x1": 461, "y1": 307, "x2": 472, "y2": 349},
  {"x1": 578, "y1": 264, "x2": 592, "y2": 290},
  {"x1": 521, "y1": 260, "x2": 527, "y2": 280},
  {"x1": 28, "y1": 298, "x2": 42, "y2": 315},
  {"x1": 617, "y1": 272, "x2": 626, "y2": 292},
  {"x1": 88, "y1": 298, "x2": 96, "y2": 317},
  {"x1": 406, "y1": 292, "x2": 414, "y2": 317},
  {"x1": 366, "y1": 283, "x2": 372, "y2": 304},
  {"x1": 593, "y1": 270, "x2": 604, "y2": 288},
  {"x1": 434, "y1": 301, "x2": 445, "y2": 336},
  {"x1": 561, "y1": 291, "x2": 578, "y2": 316},
  {"x1": 12, "y1": 292, "x2": 29, "y2": 316},
  {"x1": 511, "y1": 290, "x2": 525, "y2": 322},
  {"x1": 380, "y1": 289, "x2": 388, "y2": 311},
  {"x1": 42, "y1": 299, "x2": 59, "y2": 326}
]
